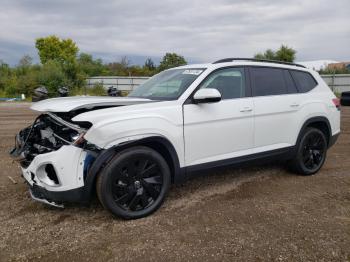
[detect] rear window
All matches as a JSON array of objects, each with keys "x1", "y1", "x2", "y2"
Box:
[
  {"x1": 250, "y1": 67, "x2": 288, "y2": 96},
  {"x1": 290, "y1": 70, "x2": 317, "y2": 93}
]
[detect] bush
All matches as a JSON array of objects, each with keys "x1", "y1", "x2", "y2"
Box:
[
  {"x1": 37, "y1": 60, "x2": 67, "y2": 96},
  {"x1": 88, "y1": 83, "x2": 106, "y2": 96},
  {"x1": 0, "y1": 89, "x2": 7, "y2": 97},
  {"x1": 69, "y1": 87, "x2": 86, "y2": 96},
  {"x1": 70, "y1": 84, "x2": 106, "y2": 96},
  {"x1": 16, "y1": 70, "x2": 39, "y2": 96},
  {"x1": 4, "y1": 75, "x2": 19, "y2": 97}
]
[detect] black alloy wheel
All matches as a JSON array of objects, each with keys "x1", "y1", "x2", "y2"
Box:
[
  {"x1": 97, "y1": 146, "x2": 171, "y2": 219},
  {"x1": 289, "y1": 127, "x2": 327, "y2": 175},
  {"x1": 112, "y1": 155, "x2": 163, "y2": 211},
  {"x1": 301, "y1": 131, "x2": 326, "y2": 171}
]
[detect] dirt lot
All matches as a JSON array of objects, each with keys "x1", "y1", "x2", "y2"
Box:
[{"x1": 0, "y1": 103, "x2": 349, "y2": 262}]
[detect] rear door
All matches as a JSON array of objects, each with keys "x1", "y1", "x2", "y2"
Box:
[{"x1": 249, "y1": 67, "x2": 301, "y2": 153}]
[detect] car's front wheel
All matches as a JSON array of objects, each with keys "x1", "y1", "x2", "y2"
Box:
[
  {"x1": 97, "y1": 146, "x2": 171, "y2": 219},
  {"x1": 289, "y1": 127, "x2": 328, "y2": 175}
]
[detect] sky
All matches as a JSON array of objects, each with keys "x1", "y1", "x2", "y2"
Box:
[{"x1": 0, "y1": 0, "x2": 349, "y2": 66}]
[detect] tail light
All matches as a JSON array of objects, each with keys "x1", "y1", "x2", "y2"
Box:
[{"x1": 332, "y1": 98, "x2": 341, "y2": 111}]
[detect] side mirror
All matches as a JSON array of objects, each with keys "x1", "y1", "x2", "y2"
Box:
[
  {"x1": 193, "y1": 88, "x2": 221, "y2": 104},
  {"x1": 340, "y1": 92, "x2": 350, "y2": 106}
]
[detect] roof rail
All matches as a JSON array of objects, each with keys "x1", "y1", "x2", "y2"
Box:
[{"x1": 213, "y1": 58, "x2": 306, "y2": 68}]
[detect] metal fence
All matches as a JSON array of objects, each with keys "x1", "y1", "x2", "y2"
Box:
[
  {"x1": 86, "y1": 76, "x2": 149, "y2": 92},
  {"x1": 87, "y1": 74, "x2": 350, "y2": 93},
  {"x1": 320, "y1": 74, "x2": 350, "y2": 93}
]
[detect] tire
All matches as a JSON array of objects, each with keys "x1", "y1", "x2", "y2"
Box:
[
  {"x1": 289, "y1": 127, "x2": 328, "y2": 176},
  {"x1": 96, "y1": 146, "x2": 171, "y2": 219}
]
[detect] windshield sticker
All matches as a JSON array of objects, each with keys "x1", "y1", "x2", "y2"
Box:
[{"x1": 182, "y1": 69, "x2": 203, "y2": 75}]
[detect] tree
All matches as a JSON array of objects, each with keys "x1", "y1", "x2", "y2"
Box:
[
  {"x1": 254, "y1": 49, "x2": 276, "y2": 60},
  {"x1": 144, "y1": 58, "x2": 156, "y2": 71},
  {"x1": 18, "y1": 55, "x2": 33, "y2": 68},
  {"x1": 77, "y1": 53, "x2": 106, "y2": 76},
  {"x1": 120, "y1": 56, "x2": 130, "y2": 68},
  {"x1": 16, "y1": 55, "x2": 33, "y2": 76},
  {"x1": 35, "y1": 36, "x2": 83, "y2": 90},
  {"x1": 37, "y1": 60, "x2": 67, "y2": 94},
  {"x1": 107, "y1": 56, "x2": 131, "y2": 76},
  {"x1": 275, "y1": 45, "x2": 296, "y2": 62},
  {"x1": 16, "y1": 70, "x2": 39, "y2": 96},
  {"x1": 158, "y1": 53, "x2": 187, "y2": 71},
  {"x1": 0, "y1": 40, "x2": 194, "y2": 97},
  {"x1": 0, "y1": 60, "x2": 10, "y2": 73},
  {"x1": 35, "y1": 35, "x2": 79, "y2": 65},
  {"x1": 0, "y1": 61, "x2": 13, "y2": 92},
  {"x1": 254, "y1": 45, "x2": 296, "y2": 62}
]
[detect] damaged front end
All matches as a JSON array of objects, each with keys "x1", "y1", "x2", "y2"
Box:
[
  {"x1": 10, "y1": 113, "x2": 99, "y2": 207},
  {"x1": 10, "y1": 113, "x2": 89, "y2": 167}
]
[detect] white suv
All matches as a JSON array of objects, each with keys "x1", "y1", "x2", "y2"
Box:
[{"x1": 10, "y1": 58, "x2": 341, "y2": 219}]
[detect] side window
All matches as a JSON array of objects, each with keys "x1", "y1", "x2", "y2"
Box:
[
  {"x1": 290, "y1": 70, "x2": 318, "y2": 93},
  {"x1": 250, "y1": 67, "x2": 288, "y2": 96},
  {"x1": 199, "y1": 68, "x2": 245, "y2": 99},
  {"x1": 283, "y1": 70, "x2": 298, "y2": 94}
]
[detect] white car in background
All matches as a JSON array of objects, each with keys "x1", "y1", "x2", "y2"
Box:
[{"x1": 10, "y1": 58, "x2": 341, "y2": 219}]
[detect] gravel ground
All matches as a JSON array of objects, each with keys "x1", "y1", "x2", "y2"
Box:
[{"x1": 0, "y1": 102, "x2": 349, "y2": 262}]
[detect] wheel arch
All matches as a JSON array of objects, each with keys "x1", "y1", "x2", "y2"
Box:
[
  {"x1": 297, "y1": 116, "x2": 332, "y2": 147},
  {"x1": 83, "y1": 136, "x2": 184, "y2": 201}
]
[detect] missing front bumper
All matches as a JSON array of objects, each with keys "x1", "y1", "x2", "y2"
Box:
[
  {"x1": 28, "y1": 183, "x2": 87, "y2": 205},
  {"x1": 29, "y1": 187, "x2": 64, "y2": 208},
  {"x1": 13, "y1": 145, "x2": 92, "y2": 206}
]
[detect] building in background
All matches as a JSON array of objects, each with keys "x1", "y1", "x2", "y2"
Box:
[{"x1": 327, "y1": 62, "x2": 350, "y2": 71}]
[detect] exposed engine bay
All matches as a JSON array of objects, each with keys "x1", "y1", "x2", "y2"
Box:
[
  {"x1": 11, "y1": 96, "x2": 154, "y2": 167},
  {"x1": 10, "y1": 113, "x2": 94, "y2": 168}
]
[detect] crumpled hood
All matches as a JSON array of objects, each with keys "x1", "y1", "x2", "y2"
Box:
[{"x1": 30, "y1": 96, "x2": 152, "y2": 112}]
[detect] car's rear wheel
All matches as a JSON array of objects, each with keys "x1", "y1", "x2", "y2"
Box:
[
  {"x1": 289, "y1": 127, "x2": 327, "y2": 175},
  {"x1": 96, "y1": 146, "x2": 171, "y2": 219}
]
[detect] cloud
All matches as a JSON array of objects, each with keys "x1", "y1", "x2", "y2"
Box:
[{"x1": 0, "y1": 0, "x2": 349, "y2": 65}]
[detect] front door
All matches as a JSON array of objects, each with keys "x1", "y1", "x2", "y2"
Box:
[{"x1": 183, "y1": 67, "x2": 254, "y2": 167}]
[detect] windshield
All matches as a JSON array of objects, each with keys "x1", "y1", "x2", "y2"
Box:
[{"x1": 128, "y1": 68, "x2": 205, "y2": 100}]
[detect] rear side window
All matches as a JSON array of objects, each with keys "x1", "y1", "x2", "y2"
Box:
[
  {"x1": 250, "y1": 67, "x2": 288, "y2": 96},
  {"x1": 283, "y1": 70, "x2": 298, "y2": 94},
  {"x1": 290, "y1": 70, "x2": 317, "y2": 93}
]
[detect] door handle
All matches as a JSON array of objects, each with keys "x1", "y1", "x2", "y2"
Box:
[
  {"x1": 290, "y1": 102, "x2": 299, "y2": 107},
  {"x1": 240, "y1": 107, "x2": 253, "y2": 112}
]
